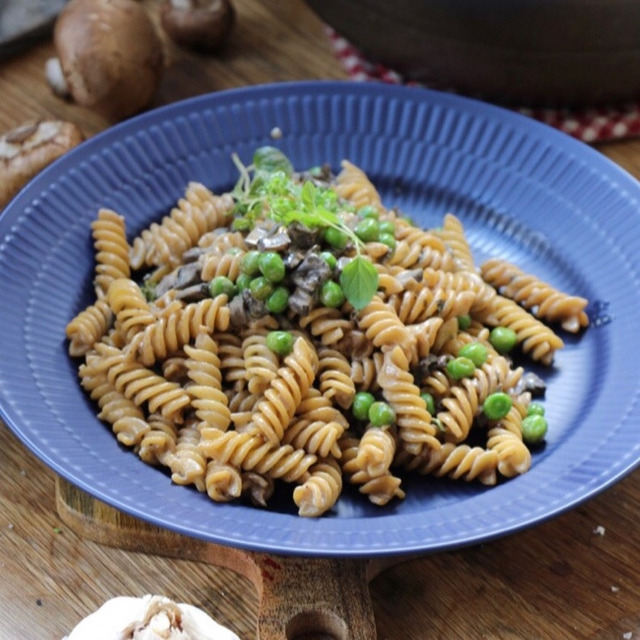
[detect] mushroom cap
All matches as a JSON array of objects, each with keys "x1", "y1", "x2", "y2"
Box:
[
  {"x1": 54, "y1": 0, "x2": 164, "y2": 120},
  {"x1": 160, "y1": 0, "x2": 235, "y2": 52},
  {"x1": 0, "y1": 121, "x2": 84, "y2": 208}
]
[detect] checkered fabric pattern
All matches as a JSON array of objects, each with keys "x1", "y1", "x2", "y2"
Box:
[{"x1": 327, "y1": 28, "x2": 640, "y2": 143}]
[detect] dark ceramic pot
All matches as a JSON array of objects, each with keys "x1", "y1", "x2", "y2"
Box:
[{"x1": 306, "y1": 0, "x2": 640, "y2": 106}]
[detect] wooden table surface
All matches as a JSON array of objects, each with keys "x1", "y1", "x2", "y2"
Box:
[{"x1": 2, "y1": 1, "x2": 640, "y2": 638}]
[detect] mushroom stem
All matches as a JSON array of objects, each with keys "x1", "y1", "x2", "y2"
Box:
[{"x1": 44, "y1": 57, "x2": 70, "y2": 98}]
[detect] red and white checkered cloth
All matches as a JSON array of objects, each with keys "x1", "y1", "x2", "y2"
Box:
[{"x1": 327, "y1": 28, "x2": 640, "y2": 144}]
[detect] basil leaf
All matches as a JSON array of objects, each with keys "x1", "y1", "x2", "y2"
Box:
[
  {"x1": 253, "y1": 146, "x2": 293, "y2": 176},
  {"x1": 340, "y1": 256, "x2": 379, "y2": 310}
]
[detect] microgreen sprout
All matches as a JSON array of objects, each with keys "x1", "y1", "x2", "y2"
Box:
[{"x1": 230, "y1": 147, "x2": 378, "y2": 309}]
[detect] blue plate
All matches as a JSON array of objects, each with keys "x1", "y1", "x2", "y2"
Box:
[{"x1": 1, "y1": 81, "x2": 639, "y2": 557}]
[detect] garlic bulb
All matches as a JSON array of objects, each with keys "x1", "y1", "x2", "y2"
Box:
[{"x1": 63, "y1": 594, "x2": 240, "y2": 640}]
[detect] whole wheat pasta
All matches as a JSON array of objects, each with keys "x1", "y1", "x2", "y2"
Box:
[
  {"x1": 91, "y1": 208, "x2": 131, "y2": 296},
  {"x1": 480, "y1": 257, "x2": 589, "y2": 333},
  {"x1": 68, "y1": 149, "x2": 590, "y2": 517}
]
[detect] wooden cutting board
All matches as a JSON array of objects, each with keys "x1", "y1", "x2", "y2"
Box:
[{"x1": 55, "y1": 476, "x2": 408, "y2": 639}]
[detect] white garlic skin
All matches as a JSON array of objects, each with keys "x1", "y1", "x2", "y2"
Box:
[{"x1": 63, "y1": 594, "x2": 240, "y2": 640}]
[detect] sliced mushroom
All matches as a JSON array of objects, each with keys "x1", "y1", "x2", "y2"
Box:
[
  {"x1": 0, "y1": 120, "x2": 83, "y2": 208},
  {"x1": 160, "y1": 0, "x2": 235, "y2": 52},
  {"x1": 46, "y1": 0, "x2": 164, "y2": 121}
]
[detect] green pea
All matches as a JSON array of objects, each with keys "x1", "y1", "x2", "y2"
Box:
[
  {"x1": 319, "y1": 280, "x2": 346, "y2": 308},
  {"x1": 482, "y1": 392, "x2": 513, "y2": 420},
  {"x1": 521, "y1": 414, "x2": 548, "y2": 444},
  {"x1": 457, "y1": 314, "x2": 472, "y2": 331},
  {"x1": 240, "y1": 250, "x2": 262, "y2": 276},
  {"x1": 208, "y1": 275, "x2": 237, "y2": 299},
  {"x1": 490, "y1": 326, "x2": 518, "y2": 354},
  {"x1": 420, "y1": 392, "x2": 436, "y2": 415},
  {"x1": 258, "y1": 251, "x2": 286, "y2": 283},
  {"x1": 265, "y1": 330, "x2": 294, "y2": 356},
  {"x1": 446, "y1": 356, "x2": 476, "y2": 380},
  {"x1": 226, "y1": 247, "x2": 244, "y2": 256},
  {"x1": 378, "y1": 220, "x2": 396, "y2": 236},
  {"x1": 265, "y1": 286, "x2": 290, "y2": 314},
  {"x1": 249, "y1": 276, "x2": 274, "y2": 300},
  {"x1": 368, "y1": 401, "x2": 396, "y2": 427},
  {"x1": 324, "y1": 226, "x2": 349, "y2": 250},
  {"x1": 320, "y1": 251, "x2": 337, "y2": 270},
  {"x1": 351, "y1": 391, "x2": 375, "y2": 421},
  {"x1": 231, "y1": 217, "x2": 252, "y2": 232},
  {"x1": 358, "y1": 205, "x2": 379, "y2": 220},
  {"x1": 379, "y1": 232, "x2": 396, "y2": 251},
  {"x1": 354, "y1": 218, "x2": 380, "y2": 243},
  {"x1": 458, "y1": 342, "x2": 488, "y2": 367},
  {"x1": 527, "y1": 402, "x2": 545, "y2": 417},
  {"x1": 235, "y1": 273, "x2": 252, "y2": 292}
]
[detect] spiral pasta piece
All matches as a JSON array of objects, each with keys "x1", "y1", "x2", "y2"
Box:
[
  {"x1": 130, "y1": 295, "x2": 230, "y2": 366},
  {"x1": 480, "y1": 258, "x2": 589, "y2": 333},
  {"x1": 91, "y1": 208, "x2": 131, "y2": 296},
  {"x1": 399, "y1": 442, "x2": 498, "y2": 485},
  {"x1": 293, "y1": 457, "x2": 343, "y2": 517},
  {"x1": 387, "y1": 238, "x2": 456, "y2": 272},
  {"x1": 475, "y1": 294, "x2": 565, "y2": 365},
  {"x1": 215, "y1": 332, "x2": 246, "y2": 391},
  {"x1": 283, "y1": 416, "x2": 344, "y2": 459},
  {"x1": 136, "y1": 414, "x2": 178, "y2": 466},
  {"x1": 299, "y1": 306, "x2": 354, "y2": 346},
  {"x1": 227, "y1": 389, "x2": 262, "y2": 431},
  {"x1": 249, "y1": 337, "x2": 318, "y2": 444},
  {"x1": 66, "y1": 298, "x2": 114, "y2": 357},
  {"x1": 334, "y1": 159, "x2": 383, "y2": 211},
  {"x1": 355, "y1": 425, "x2": 397, "y2": 478},
  {"x1": 93, "y1": 343, "x2": 190, "y2": 423},
  {"x1": 129, "y1": 184, "x2": 233, "y2": 269},
  {"x1": 357, "y1": 295, "x2": 414, "y2": 357},
  {"x1": 184, "y1": 334, "x2": 231, "y2": 432},
  {"x1": 107, "y1": 278, "x2": 156, "y2": 340},
  {"x1": 421, "y1": 267, "x2": 496, "y2": 313},
  {"x1": 242, "y1": 332, "x2": 279, "y2": 395},
  {"x1": 387, "y1": 286, "x2": 475, "y2": 325},
  {"x1": 79, "y1": 366, "x2": 149, "y2": 448},
  {"x1": 200, "y1": 249, "x2": 245, "y2": 283},
  {"x1": 205, "y1": 460, "x2": 243, "y2": 502},
  {"x1": 316, "y1": 346, "x2": 356, "y2": 409},
  {"x1": 241, "y1": 471, "x2": 275, "y2": 508},
  {"x1": 350, "y1": 353, "x2": 382, "y2": 393},
  {"x1": 486, "y1": 398, "x2": 532, "y2": 477},
  {"x1": 437, "y1": 352, "x2": 521, "y2": 443},
  {"x1": 168, "y1": 421, "x2": 207, "y2": 491},
  {"x1": 407, "y1": 317, "x2": 445, "y2": 362},
  {"x1": 438, "y1": 213, "x2": 476, "y2": 272},
  {"x1": 377, "y1": 346, "x2": 440, "y2": 455},
  {"x1": 294, "y1": 388, "x2": 349, "y2": 430},
  {"x1": 394, "y1": 221, "x2": 449, "y2": 255},
  {"x1": 339, "y1": 433, "x2": 405, "y2": 505},
  {"x1": 198, "y1": 429, "x2": 317, "y2": 483}
]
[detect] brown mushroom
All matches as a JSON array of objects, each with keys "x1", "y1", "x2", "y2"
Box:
[
  {"x1": 45, "y1": 0, "x2": 164, "y2": 121},
  {"x1": 0, "y1": 121, "x2": 84, "y2": 209},
  {"x1": 160, "y1": 0, "x2": 235, "y2": 52}
]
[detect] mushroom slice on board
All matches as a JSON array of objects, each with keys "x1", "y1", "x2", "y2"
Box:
[{"x1": 0, "y1": 120, "x2": 83, "y2": 209}]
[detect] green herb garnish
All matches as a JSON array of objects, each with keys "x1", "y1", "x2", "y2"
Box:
[{"x1": 231, "y1": 147, "x2": 379, "y2": 310}]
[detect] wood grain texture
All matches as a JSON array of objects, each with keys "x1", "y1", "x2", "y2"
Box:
[{"x1": 1, "y1": 0, "x2": 640, "y2": 638}]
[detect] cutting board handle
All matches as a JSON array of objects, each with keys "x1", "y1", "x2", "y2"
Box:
[{"x1": 55, "y1": 477, "x2": 394, "y2": 639}]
